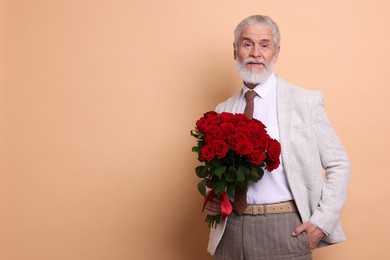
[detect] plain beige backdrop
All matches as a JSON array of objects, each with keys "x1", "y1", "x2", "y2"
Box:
[{"x1": 1, "y1": 0, "x2": 390, "y2": 259}]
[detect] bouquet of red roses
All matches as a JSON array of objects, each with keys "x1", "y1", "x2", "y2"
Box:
[{"x1": 191, "y1": 111, "x2": 281, "y2": 228}]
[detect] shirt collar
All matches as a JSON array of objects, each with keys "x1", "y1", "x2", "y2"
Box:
[{"x1": 242, "y1": 73, "x2": 277, "y2": 99}]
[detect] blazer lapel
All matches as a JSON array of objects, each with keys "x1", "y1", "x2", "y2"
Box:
[
  {"x1": 225, "y1": 90, "x2": 243, "y2": 113},
  {"x1": 276, "y1": 77, "x2": 293, "y2": 166}
]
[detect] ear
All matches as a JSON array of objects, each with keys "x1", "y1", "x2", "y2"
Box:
[
  {"x1": 233, "y1": 43, "x2": 237, "y2": 60},
  {"x1": 273, "y1": 46, "x2": 280, "y2": 63}
]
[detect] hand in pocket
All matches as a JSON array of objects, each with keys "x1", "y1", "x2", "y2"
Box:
[{"x1": 292, "y1": 222, "x2": 325, "y2": 249}]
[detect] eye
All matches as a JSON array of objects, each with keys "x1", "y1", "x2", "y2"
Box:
[{"x1": 243, "y1": 42, "x2": 253, "y2": 48}]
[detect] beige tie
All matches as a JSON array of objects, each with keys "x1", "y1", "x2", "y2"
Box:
[{"x1": 233, "y1": 90, "x2": 257, "y2": 214}]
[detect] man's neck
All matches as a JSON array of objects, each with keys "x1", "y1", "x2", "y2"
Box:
[{"x1": 244, "y1": 82, "x2": 257, "y2": 89}]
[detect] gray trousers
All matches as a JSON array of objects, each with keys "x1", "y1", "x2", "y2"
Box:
[{"x1": 214, "y1": 211, "x2": 312, "y2": 260}]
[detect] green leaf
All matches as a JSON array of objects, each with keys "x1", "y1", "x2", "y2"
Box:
[
  {"x1": 192, "y1": 146, "x2": 200, "y2": 153},
  {"x1": 211, "y1": 159, "x2": 223, "y2": 167},
  {"x1": 215, "y1": 182, "x2": 225, "y2": 196},
  {"x1": 226, "y1": 166, "x2": 238, "y2": 182},
  {"x1": 226, "y1": 183, "x2": 235, "y2": 198},
  {"x1": 227, "y1": 166, "x2": 238, "y2": 174},
  {"x1": 257, "y1": 168, "x2": 264, "y2": 180},
  {"x1": 214, "y1": 166, "x2": 227, "y2": 178},
  {"x1": 260, "y1": 162, "x2": 265, "y2": 168},
  {"x1": 195, "y1": 166, "x2": 208, "y2": 178},
  {"x1": 237, "y1": 167, "x2": 246, "y2": 182},
  {"x1": 208, "y1": 177, "x2": 219, "y2": 189},
  {"x1": 190, "y1": 129, "x2": 204, "y2": 139},
  {"x1": 225, "y1": 170, "x2": 236, "y2": 182},
  {"x1": 197, "y1": 179, "x2": 208, "y2": 197},
  {"x1": 248, "y1": 166, "x2": 264, "y2": 182}
]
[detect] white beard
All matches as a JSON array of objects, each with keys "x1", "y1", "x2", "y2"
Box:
[{"x1": 236, "y1": 56, "x2": 276, "y2": 85}]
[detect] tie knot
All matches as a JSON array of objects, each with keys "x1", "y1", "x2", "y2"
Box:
[{"x1": 245, "y1": 90, "x2": 257, "y2": 101}]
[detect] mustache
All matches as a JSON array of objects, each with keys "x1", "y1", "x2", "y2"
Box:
[{"x1": 243, "y1": 57, "x2": 267, "y2": 67}]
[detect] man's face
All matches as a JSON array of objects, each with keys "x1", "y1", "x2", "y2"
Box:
[{"x1": 234, "y1": 23, "x2": 279, "y2": 86}]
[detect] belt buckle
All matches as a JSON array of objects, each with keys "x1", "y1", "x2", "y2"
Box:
[
  {"x1": 263, "y1": 204, "x2": 268, "y2": 216},
  {"x1": 249, "y1": 205, "x2": 256, "y2": 215}
]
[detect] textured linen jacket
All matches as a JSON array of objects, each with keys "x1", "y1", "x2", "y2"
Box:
[{"x1": 207, "y1": 77, "x2": 351, "y2": 255}]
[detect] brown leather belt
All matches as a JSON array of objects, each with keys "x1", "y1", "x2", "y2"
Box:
[{"x1": 242, "y1": 201, "x2": 296, "y2": 215}]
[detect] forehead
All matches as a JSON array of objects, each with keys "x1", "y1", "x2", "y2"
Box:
[{"x1": 239, "y1": 23, "x2": 273, "y2": 42}]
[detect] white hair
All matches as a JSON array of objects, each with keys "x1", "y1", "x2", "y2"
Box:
[{"x1": 234, "y1": 15, "x2": 281, "y2": 50}]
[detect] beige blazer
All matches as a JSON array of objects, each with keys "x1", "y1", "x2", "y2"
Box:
[{"x1": 207, "y1": 77, "x2": 351, "y2": 255}]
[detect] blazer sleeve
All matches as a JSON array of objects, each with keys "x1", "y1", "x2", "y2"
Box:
[{"x1": 308, "y1": 93, "x2": 351, "y2": 234}]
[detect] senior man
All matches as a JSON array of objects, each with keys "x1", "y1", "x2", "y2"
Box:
[{"x1": 203, "y1": 15, "x2": 351, "y2": 260}]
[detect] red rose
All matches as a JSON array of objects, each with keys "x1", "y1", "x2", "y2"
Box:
[
  {"x1": 249, "y1": 123, "x2": 267, "y2": 137},
  {"x1": 227, "y1": 134, "x2": 238, "y2": 148},
  {"x1": 265, "y1": 159, "x2": 280, "y2": 172},
  {"x1": 196, "y1": 117, "x2": 208, "y2": 133},
  {"x1": 248, "y1": 150, "x2": 266, "y2": 165},
  {"x1": 258, "y1": 135, "x2": 270, "y2": 151},
  {"x1": 200, "y1": 144, "x2": 215, "y2": 162},
  {"x1": 203, "y1": 111, "x2": 218, "y2": 118},
  {"x1": 249, "y1": 118, "x2": 266, "y2": 129},
  {"x1": 205, "y1": 135, "x2": 217, "y2": 144},
  {"x1": 227, "y1": 132, "x2": 247, "y2": 149},
  {"x1": 235, "y1": 114, "x2": 250, "y2": 122},
  {"x1": 235, "y1": 132, "x2": 248, "y2": 143},
  {"x1": 231, "y1": 114, "x2": 250, "y2": 126},
  {"x1": 220, "y1": 112, "x2": 234, "y2": 123},
  {"x1": 235, "y1": 123, "x2": 251, "y2": 136},
  {"x1": 204, "y1": 125, "x2": 220, "y2": 142},
  {"x1": 248, "y1": 135, "x2": 262, "y2": 148},
  {"x1": 235, "y1": 140, "x2": 254, "y2": 155},
  {"x1": 212, "y1": 140, "x2": 229, "y2": 159},
  {"x1": 204, "y1": 111, "x2": 220, "y2": 125},
  {"x1": 219, "y1": 122, "x2": 235, "y2": 140},
  {"x1": 267, "y1": 139, "x2": 281, "y2": 161}
]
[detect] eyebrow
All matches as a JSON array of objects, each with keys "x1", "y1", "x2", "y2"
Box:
[
  {"x1": 259, "y1": 39, "x2": 271, "y2": 43},
  {"x1": 241, "y1": 37, "x2": 272, "y2": 43}
]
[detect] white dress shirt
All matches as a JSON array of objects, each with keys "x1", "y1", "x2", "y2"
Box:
[{"x1": 235, "y1": 73, "x2": 294, "y2": 204}]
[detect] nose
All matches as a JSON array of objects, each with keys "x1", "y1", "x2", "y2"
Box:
[{"x1": 251, "y1": 45, "x2": 262, "y2": 58}]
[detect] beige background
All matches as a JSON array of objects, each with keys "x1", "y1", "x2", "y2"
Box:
[{"x1": 1, "y1": 0, "x2": 390, "y2": 259}]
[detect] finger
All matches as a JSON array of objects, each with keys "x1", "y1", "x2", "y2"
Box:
[
  {"x1": 204, "y1": 203, "x2": 222, "y2": 215},
  {"x1": 205, "y1": 200, "x2": 221, "y2": 211},
  {"x1": 210, "y1": 196, "x2": 220, "y2": 203},
  {"x1": 306, "y1": 225, "x2": 325, "y2": 249},
  {"x1": 292, "y1": 223, "x2": 309, "y2": 236},
  {"x1": 206, "y1": 203, "x2": 220, "y2": 211},
  {"x1": 204, "y1": 208, "x2": 220, "y2": 216},
  {"x1": 208, "y1": 198, "x2": 221, "y2": 207}
]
